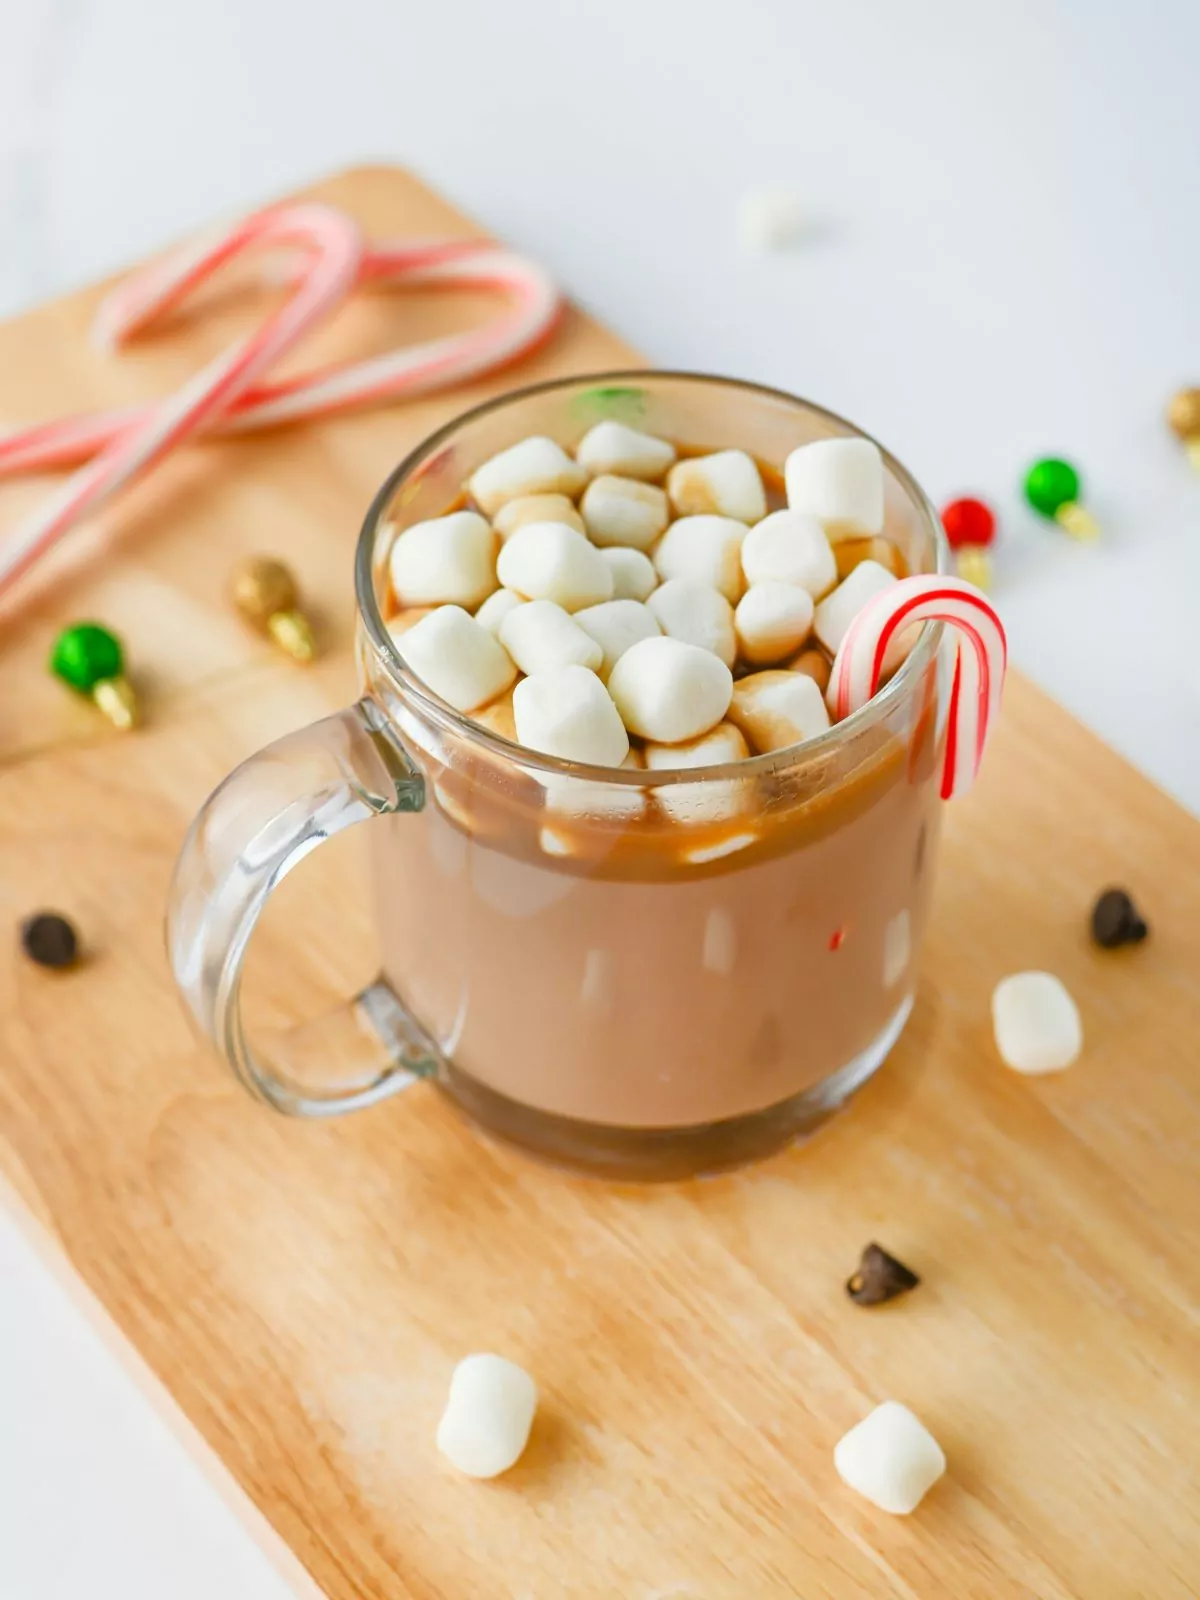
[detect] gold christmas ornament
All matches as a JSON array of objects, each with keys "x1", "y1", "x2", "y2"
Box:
[
  {"x1": 229, "y1": 556, "x2": 316, "y2": 662},
  {"x1": 1166, "y1": 387, "x2": 1200, "y2": 469}
]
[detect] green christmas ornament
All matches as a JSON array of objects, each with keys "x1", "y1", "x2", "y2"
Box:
[
  {"x1": 1023, "y1": 456, "x2": 1097, "y2": 541},
  {"x1": 50, "y1": 622, "x2": 138, "y2": 729}
]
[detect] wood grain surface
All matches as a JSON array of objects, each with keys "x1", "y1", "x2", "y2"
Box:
[{"x1": 1, "y1": 167, "x2": 1198, "y2": 1600}]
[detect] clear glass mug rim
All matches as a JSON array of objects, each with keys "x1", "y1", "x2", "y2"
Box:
[{"x1": 355, "y1": 369, "x2": 948, "y2": 789}]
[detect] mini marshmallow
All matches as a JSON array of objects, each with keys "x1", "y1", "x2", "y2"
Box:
[
  {"x1": 788, "y1": 647, "x2": 832, "y2": 693},
  {"x1": 608, "y1": 635, "x2": 733, "y2": 745},
  {"x1": 580, "y1": 474, "x2": 670, "y2": 550},
  {"x1": 576, "y1": 420, "x2": 676, "y2": 482},
  {"x1": 497, "y1": 522, "x2": 614, "y2": 612},
  {"x1": 513, "y1": 664, "x2": 629, "y2": 766},
  {"x1": 493, "y1": 493, "x2": 585, "y2": 540},
  {"x1": 667, "y1": 451, "x2": 767, "y2": 524},
  {"x1": 469, "y1": 436, "x2": 587, "y2": 517},
  {"x1": 499, "y1": 599, "x2": 604, "y2": 675},
  {"x1": 473, "y1": 587, "x2": 524, "y2": 634},
  {"x1": 812, "y1": 559, "x2": 898, "y2": 656},
  {"x1": 992, "y1": 972, "x2": 1083, "y2": 1074},
  {"x1": 436, "y1": 1353, "x2": 538, "y2": 1480},
  {"x1": 573, "y1": 598, "x2": 660, "y2": 678},
  {"x1": 741, "y1": 510, "x2": 837, "y2": 599},
  {"x1": 647, "y1": 579, "x2": 737, "y2": 668},
  {"x1": 388, "y1": 511, "x2": 498, "y2": 609},
  {"x1": 834, "y1": 1401, "x2": 946, "y2": 1515},
  {"x1": 599, "y1": 545, "x2": 658, "y2": 602},
  {"x1": 386, "y1": 606, "x2": 436, "y2": 638},
  {"x1": 728, "y1": 670, "x2": 830, "y2": 754},
  {"x1": 734, "y1": 581, "x2": 814, "y2": 665},
  {"x1": 737, "y1": 185, "x2": 805, "y2": 252},
  {"x1": 834, "y1": 534, "x2": 905, "y2": 580},
  {"x1": 645, "y1": 722, "x2": 751, "y2": 823},
  {"x1": 399, "y1": 605, "x2": 517, "y2": 713},
  {"x1": 544, "y1": 747, "x2": 646, "y2": 823},
  {"x1": 654, "y1": 516, "x2": 748, "y2": 604},
  {"x1": 785, "y1": 437, "x2": 884, "y2": 540}
]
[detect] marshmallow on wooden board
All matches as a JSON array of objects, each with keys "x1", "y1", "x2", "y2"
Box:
[
  {"x1": 741, "y1": 510, "x2": 837, "y2": 599},
  {"x1": 388, "y1": 511, "x2": 498, "y2": 609},
  {"x1": 785, "y1": 437, "x2": 884, "y2": 540},
  {"x1": 513, "y1": 665, "x2": 629, "y2": 766},
  {"x1": 734, "y1": 582, "x2": 814, "y2": 665},
  {"x1": 469, "y1": 436, "x2": 587, "y2": 517},
  {"x1": 654, "y1": 515, "x2": 747, "y2": 604},
  {"x1": 497, "y1": 522, "x2": 614, "y2": 612},
  {"x1": 499, "y1": 599, "x2": 604, "y2": 675},
  {"x1": 494, "y1": 493, "x2": 585, "y2": 540},
  {"x1": 598, "y1": 545, "x2": 658, "y2": 602},
  {"x1": 576, "y1": 420, "x2": 676, "y2": 482},
  {"x1": 644, "y1": 721, "x2": 751, "y2": 823},
  {"x1": 647, "y1": 579, "x2": 737, "y2": 667},
  {"x1": 580, "y1": 474, "x2": 670, "y2": 550},
  {"x1": 728, "y1": 670, "x2": 830, "y2": 754},
  {"x1": 667, "y1": 450, "x2": 767, "y2": 524},
  {"x1": 834, "y1": 1402, "x2": 946, "y2": 1515},
  {"x1": 399, "y1": 605, "x2": 517, "y2": 713},
  {"x1": 607, "y1": 635, "x2": 733, "y2": 745},
  {"x1": 436, "y1": 1353, "x2": 537, "y2": 1479},
  {"x1": 573, "y1": 599, "x2": 661, "y2": 678},
  {"x1": 473, "y1": 587, "x2": 524, "y2": 634},
  {"x1": 812, "y1": 559, "x2": 898, "y2": 655},
  {"x1": 992, "y1": 972, "x2": 1083, "y2": 1074}
]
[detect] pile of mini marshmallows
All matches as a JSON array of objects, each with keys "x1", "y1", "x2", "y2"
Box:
[{"x1": 387, "y1": 422, "x2": 899, "y2": 784}]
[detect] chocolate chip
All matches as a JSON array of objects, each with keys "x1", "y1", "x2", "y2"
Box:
[
  {"x1": 846, "y1": 1242, "x2": 920, "y2": 1307},
  {"x1": 1090, "y1": 888, "x2": 1148, "y2": 950},
  {"x1": 20, "y1": 911, "x2": 79, "y2": 970}
]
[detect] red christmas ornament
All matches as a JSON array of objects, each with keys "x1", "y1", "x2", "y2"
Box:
[
  {"x1": 941, "y1": 497, "x2": 996, "y2": 551},
  {"x1": 940, "y1": 496, "x2": 996, "y2": 589}
]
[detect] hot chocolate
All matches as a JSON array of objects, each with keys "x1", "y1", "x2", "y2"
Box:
[{"x1": 373, "y1": 418, "x2": 944, "y2": 1175}]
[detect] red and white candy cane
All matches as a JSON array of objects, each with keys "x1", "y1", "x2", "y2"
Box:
[
  {"x1": 0, "y1": 238, "x2": 560, "y2": 478},
  {"x1": 829, "y1": 574, "x2": 1007, "y2": 800},
  {"x1": 0, "y1": 203, "x2": 363, "y2": 598}
]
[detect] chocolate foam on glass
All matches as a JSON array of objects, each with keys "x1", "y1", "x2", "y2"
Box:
[{"x1": 168, "y1": 375, "x2": 949, "y2": 1180}]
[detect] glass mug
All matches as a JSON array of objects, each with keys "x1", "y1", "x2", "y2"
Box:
[{"x1": 168, "y1": 372, "x2": 948, "y2": 1180}]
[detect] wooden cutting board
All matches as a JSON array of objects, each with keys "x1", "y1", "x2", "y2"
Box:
[{"x1": 1, "y1": 167, "x2": 1198, "y2": 1600}]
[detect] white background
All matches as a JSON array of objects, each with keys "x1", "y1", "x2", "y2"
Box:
[{"x1": 1, "y1": 2, "x2": 1197, "y2": 1596}]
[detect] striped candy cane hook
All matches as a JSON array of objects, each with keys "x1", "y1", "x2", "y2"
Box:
[{"x1": 829, "y1": 574, "x2": 1007, "y2": 799}]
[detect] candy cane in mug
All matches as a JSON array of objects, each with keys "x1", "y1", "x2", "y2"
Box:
[{"x1": 829, "y1": 574, "x2": 1006, "y2": 800}]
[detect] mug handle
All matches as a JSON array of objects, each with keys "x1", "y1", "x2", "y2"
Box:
[{"x1": 167, "y1": 697, "x2": 442, "y2": 1116}]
